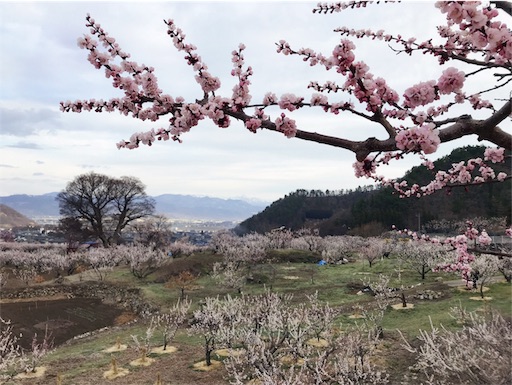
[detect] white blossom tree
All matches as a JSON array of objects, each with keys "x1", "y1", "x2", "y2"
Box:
[
  {"x1": 400, "y1": 310, "x2": 512, "y2": 385},
  {"x1": 359, "y1": 237, "x2": 388, "y2": 268},
  {"x1": 395, "y1": 240, "x2": 449, "y2": 280},
  {"x1": 189, "y1": 296, "x2": 231, "y2": 367},
  {"x1": 219, "y1": 290, "x2": 389, "y2": 384},
  {"x1": 211, "y1": 231, "x2": 269, "y2": 291},
  {"x1": 0, "y1": 318, "x2": 22, "y2": 380},
  {"x1": 321, "y1": 235, "x2": 354, "y2": 264},
  {"x1": 86, "y1": 247, "x2": 122, "y2": 281},
  {"x1": 290, "y1": 229, "x2": 325, "y2": 254},
  {"x1": 130, "y1": 214, "x2": 172, "y2": 251},
  {"x1": 468, "y1": 253, "x2": 501, "y2": 298},
  {"x1": 153, "y1": 298, "x2": 191, "y2": 351},
  {"x1": 116, "y1": 244, "x2": 168, "y2": 279}
]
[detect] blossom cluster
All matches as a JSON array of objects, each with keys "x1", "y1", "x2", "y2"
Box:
[
  {"x1": 351, "y1": 144, "x2": 509, "y2": 200},
  {"x1": 275, "y1": 113, "x2": 298, "y2": 138},
  {"x1": 165, "y1": 19, "x2": 221, "y2": 94},
  {"x1": 230, "y1": 44, "x2": 253, "y2": 108},
  {"x1": 435, "y1": 1, "x2": 512, "y2": 65},
  {"x1": 333, "y1": 1, "x2": 512, "y2": 65},
  {"x1": 64, "y1": 1, "x2": 511, "y2": 237},
  {"x1": 393, "y1": 148, "x2": 508, "y2": 197},
  {"x1": 395, "y1": 123, "x2": 440, "y2": 155},
  {"x1": 402, "y1": 67, "x2": 465, "y2": 110},
  {"x1": 434, "y1": 221, "x2": 496, "y2": 282}
]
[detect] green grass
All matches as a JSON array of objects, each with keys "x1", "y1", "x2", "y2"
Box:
[
  {"x1": 139, "y1": 283, "x2": 176, "y2": 307},
  {"x1": 44, "y1": 324, "x2": 147, "y2": 363},
  {"x1": 83, "y1": 257, "x2": 511, "y2": 333},
  {"x1": 212, "y1": 257, "x2": 510, "y2": 341}
]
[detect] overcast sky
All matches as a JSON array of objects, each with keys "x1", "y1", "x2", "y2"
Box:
[{"x1": 0, "y1": 1, "x2": 509, "y2": 203}]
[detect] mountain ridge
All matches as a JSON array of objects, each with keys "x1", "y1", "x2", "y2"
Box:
[
  {"x1": 0, "y1": 193, "x2": 269, "y2": 222},
  {"x1": 235, "y1": 145, "x2": 512, "y2": 236}
]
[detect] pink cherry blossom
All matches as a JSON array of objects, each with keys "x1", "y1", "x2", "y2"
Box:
[
  {"x1": 331, "y1": 39, "x2": 356, "y2": 73},
  {"x1": 437, "y1": 67, "x2": 465, "y2": 95},
  {"x1": 245, "y1": 118, "x2": 262, "y2": 133},
  {"x1": 278, "y1": 93, "x2": 304, "y2": 111},
  {"x1": 353, "y1": 157, "x2": 376, "y2": 178},
  {"x1": 274, "y1": 113, "x2": 297, "y2": 138},
  {"x1": 497, "y1": 172, "x2": 507, "y2": 181},
  {"x1": 484, "y1": 147, "x2": 505, "y2": 163},
  {"x1": 403, "y1": 80, "x2": 437, "y2": 108},
  {"x1": 395, "y1": 123, "x2": 440, "y2": 154},
  {"x1": 310, "y1": 93, "x2": 328, "y2": 106},
  {"x1": 478, "y1": 230, "x2": 492, "y2": 246},
  {"x1": 263, "y1": 92, "x2": 277, "y2": 106}
]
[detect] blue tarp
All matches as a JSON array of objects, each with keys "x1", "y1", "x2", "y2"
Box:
[{"x1": 317, "y1": 260, "x2": 327, "y2": 265}]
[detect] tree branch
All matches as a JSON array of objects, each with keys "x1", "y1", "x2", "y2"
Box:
[
  {"x1": 491, "y1": 1, "x2": 512, "y2": 16},
  {"x1": 228, "y1": 99, "x2": 510, "y2": 162},
  {"x1": 468, "y1": 248, "x2": 512, "y2": 259},
  {"x1": 437, "y1": 99, "x2": 512, "y2": 149}
]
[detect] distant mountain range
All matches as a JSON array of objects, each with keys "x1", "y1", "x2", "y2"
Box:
[{"x1": 0, "y1": 193, "x2": 269, "y2": 222}]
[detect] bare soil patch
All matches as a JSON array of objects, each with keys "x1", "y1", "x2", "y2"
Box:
[{"x1": 0, "y1": 297, "x2": 125, "y2": 349}]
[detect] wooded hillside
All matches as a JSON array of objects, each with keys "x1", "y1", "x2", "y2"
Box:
[{"x1": 236, "y1": 146, "x2": 511, "y2": 236}]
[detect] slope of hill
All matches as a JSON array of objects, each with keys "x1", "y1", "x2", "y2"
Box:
[
  {"x1": 0, "y1": 204, "x2": 37, "y2": 229},
  {"x1": 0, "y1": 193, "x2": 268, "y2": 222},
  {"x1": 236, "y1": 146, "x2": 512, "y2": 236}
]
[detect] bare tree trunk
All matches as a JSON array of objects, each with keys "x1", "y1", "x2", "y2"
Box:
[{"x1": 401, "y1": 292, "x2": 407, "y2": 308}]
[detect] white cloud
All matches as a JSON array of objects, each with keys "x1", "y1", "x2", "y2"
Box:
[
  {"x1": 0, "y1": 2, "x2": 509, "y2": 201},
  {"x1": 0, "y1": 106, "x2": 61, "y2": 136}
]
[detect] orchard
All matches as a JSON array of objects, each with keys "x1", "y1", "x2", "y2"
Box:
[
  {"x1": 1, "y1": 1, "x2": 511, "y2": 384},
  {"x1": 1, "y1": 224, "x2": 511, "y2": 384}
]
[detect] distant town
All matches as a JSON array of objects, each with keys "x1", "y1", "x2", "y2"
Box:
[
  {"x1": 31, "y1": 216, "x2": 238, "y2": 232},
  {"x1": 7, "y1": 217, "x2": 239, "y2": 246}
]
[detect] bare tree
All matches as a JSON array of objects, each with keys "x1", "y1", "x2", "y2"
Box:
[{"x1": 57, "y1": 172, "x2": 155, "y2": 247}]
